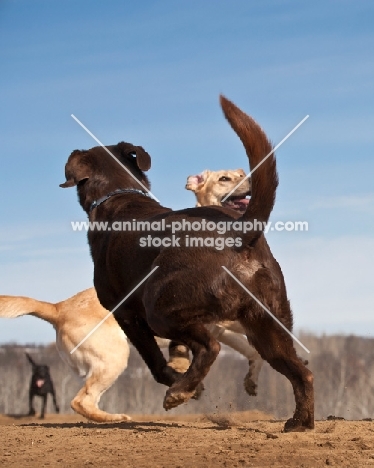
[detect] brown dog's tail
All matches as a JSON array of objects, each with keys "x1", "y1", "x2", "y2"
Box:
[
  {"x1": 220, "y1": 95, "x2": 278, "y2": 245},
  {"x1": 0, "y1": 296, "x2": 59, "y2": 328}
]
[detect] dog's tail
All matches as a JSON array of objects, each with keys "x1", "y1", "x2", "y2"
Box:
[
  {"x1": 25, "y1": 352, "x2": 37, "y2": 367},
  {"x1": 220, "y1": 95, "x2": 278, "y2": 245},
  {"x1": 0, "y1": 296, "x2": 59, "y2": 328}
]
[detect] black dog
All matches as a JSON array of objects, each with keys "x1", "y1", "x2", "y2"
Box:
[{"x1": 26, "y1": 353, "x2": 59, "y2": 419}]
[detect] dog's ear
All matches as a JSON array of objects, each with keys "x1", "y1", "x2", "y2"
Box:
[
  {"x1": 60, "y1": 150, "x2": 90, "y2": 188},
  {"x1": 59, "y1": 178, "x2": 79, "y2": 188},
  {"x1": 59, "y1": 167, "x2": 90, "y2": 188},
  {"x1": 25, "y1": 352, "x2": 36, "y2": 368},
  {"x1": 118, "y1": 142, "x2": 151, "y2": 171},
  {"x1": 134, "y1": 145, "x2": 151, "y2": 171},
  {"x1": 185, "y1": 171, "x2": 210, "y2": 192},
  {"x1": 59, "y1": 173, "x2": 89, "y2": 188}
]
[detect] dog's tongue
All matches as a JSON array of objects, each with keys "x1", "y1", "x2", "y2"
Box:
[
  {"x1": 234, "y1": 198, "x2": 250, "y2": 211},
  {"x1": 224, "y1": 197, "x2": 250, "y2": 212},
  {"x1": 36, "y1": 379, "x2": 45, "y2": 388}
]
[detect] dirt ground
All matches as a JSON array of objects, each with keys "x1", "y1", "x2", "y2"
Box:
[{"x1": 1, "y1": 411, "x2": 374, "y2": 467}]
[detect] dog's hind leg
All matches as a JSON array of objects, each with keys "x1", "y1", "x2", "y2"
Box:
[
  {"x1": 166, "y1": 327, "x2": 263, "y2": 397},
  {"x1": 243, "y1": 357, "x2": 263, "y2": 397},
  {"x1": 155, "y1": 323, "x2": 221, "y2": 410},
  {"x1": 242, "y1": 315, "x2": 314, "y2": 432},
  {"x1": 206, "y1": 324, "x2": 263, "y2": 396},
  {"x1": 155, "y1": 338, "x2": 204, "y2": 400},
  {"x1": 71, "y1": 370, "x2": 132, "y2": 423}
]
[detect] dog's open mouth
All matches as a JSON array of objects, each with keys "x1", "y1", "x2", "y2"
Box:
[
  {"x1": 36, "y1": 379, "x2": 45, "y2": 388},
  {"x1": 221, "y1": 195, "x2": 250, "y2": 213}
]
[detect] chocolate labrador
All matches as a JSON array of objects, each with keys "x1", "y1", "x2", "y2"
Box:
[{"x1": 60, "y1": 96, "x2": 314, "y2": 432}]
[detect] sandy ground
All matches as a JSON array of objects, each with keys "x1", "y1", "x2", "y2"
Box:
[{"x1": 1, "y1": 412, "x2": 374, "y2": 467}]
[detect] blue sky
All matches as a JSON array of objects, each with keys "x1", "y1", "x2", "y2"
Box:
[{"x1": 0, "y1": 0, "x2": 373, "y2": 343}]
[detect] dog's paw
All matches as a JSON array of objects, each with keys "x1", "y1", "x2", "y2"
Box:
[
  {"x1": 191, "y1": 382, "x2": 205, "y2": 400},
  {"x1": 56, "y1": 407, "x2": 60, "y2": 413},
  {"x1": 163, "y1": 390, "x2": 195, "y2": 410},
  {"x1": 162, "y1": 366, "x2": 184, "y2": 386},
  {"x1": 119, "y1": 414, "x2": 132, "y2": 422},
  {"x1": 28, "y1": 409, "x2": 36, "y2": 416},
  {"x1": 283, "y1": 417, "x2": 314, "y2": 433},
  {"x1": 99, "y1": 413, "x2": 132, "y2": 423},
  {"x1": 243, "y1": 373, "x2": 257, "y2": 396},
  {"x1": 167, "y1": 357, "x2": 190, "y2": 374}
]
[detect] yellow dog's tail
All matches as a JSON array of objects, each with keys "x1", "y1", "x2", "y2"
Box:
[{"x1": 0, "y1": 295, "x2": 59, "y2": 328}]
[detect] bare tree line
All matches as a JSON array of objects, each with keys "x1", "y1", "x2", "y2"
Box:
[{"x1": 1, "y1": 333, "x2": 374, "y2": 420}]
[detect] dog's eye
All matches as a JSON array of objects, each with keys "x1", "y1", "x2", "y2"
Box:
[{"x1": 219, "y1": 176, "x2": 231, "y2": 182}]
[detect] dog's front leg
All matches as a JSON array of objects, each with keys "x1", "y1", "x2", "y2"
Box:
[
  {"x1": 40, "y1": 395, "x2": 47, "y2": 419},
  {"x1": 115, "y1": 309, "x2": 181, "y2": 387},
  {"x1": 51, "y1": 385, "x2": 59, "y2": 413},
  {"x1": 28, "y1": 391, "x2": 36, "y2": 416}
]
